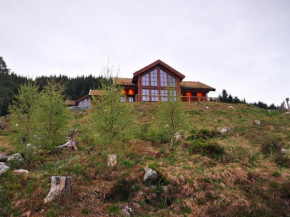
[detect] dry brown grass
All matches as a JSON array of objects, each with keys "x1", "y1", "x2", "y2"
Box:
[{"x1": 2, "y1": 102, "x2": 290, "y2": 216}]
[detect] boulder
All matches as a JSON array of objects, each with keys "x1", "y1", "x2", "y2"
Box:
[
  {"x1": 0, "y1": 122, "x2": 7, "y2": 130},
  {"x1": 217, "y1": 127, "x2": 231, "y2": 134},
  {"x1": 107, "y1": 154, "x2": 117, "y2": 167},
  {"x1": 122, "y1": 205, "x2": 133, "y2": 217},
  {"x1": 205, "y1": 106, "x2": 209, "y2": 109},
  {"x1": 281, "y1": 148, "x2": 287, "y2": 155},
  {"x1": 249, "y1": 150, "x2": 253, "y2": 159},
  {"x1": 254, "y1": 120, "x2": 261, "y2": 126},
  {"x1": 8, "y1": 153, "x2": 24, "y2": 163},
  {"x1": 0, "y1": 154, "x2": 8, "y2": 162},
  {"x1": 144, "y1": 167, "x2": 158, "y2": 185},
  {"x1": 228, "y1": 106, "x2": 234, "y2": 109},
  {"x1": 0, "y1": 162, "x2": 9, "y2": 175}
]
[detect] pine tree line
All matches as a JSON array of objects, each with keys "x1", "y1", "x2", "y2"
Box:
[
  {"x1": 218, "y1": 89, "x2": 277, "y2": 109},
  {"x1": 0, "y1": 57, "x2": 104, "y2": 115},
  {"x1": 0, "y1": 56, "x2": 279, "y2": 116}
]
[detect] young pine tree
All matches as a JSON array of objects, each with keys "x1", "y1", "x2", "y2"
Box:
[
  {"x1": 158, "y1": 88, "x2": 185, "y2": 150},
  {"x1": 9, "y1": 82, "x2": 39, "y2": 157},
  {"x1": 36, "y1": 80, "x2": 70, "y2": 149},
  {"x1": 92, "y1": 64, "x2": 133, "y2": 161}
]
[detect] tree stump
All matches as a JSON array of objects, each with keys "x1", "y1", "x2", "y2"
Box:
[
  {"x1": 107, "y1": 154, "x2": 117, "y2": 167},
  {"x1": 44, "y1": 176, "x2": 71, "y2": 204},
  {"x1": 57, "y1": 140, "x2": 77, "y2": 150},
  {"x1": 174, "y1": 132, "x2": 182, "y2": 141}
]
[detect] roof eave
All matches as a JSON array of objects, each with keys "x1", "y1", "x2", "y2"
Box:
[
  {"x1": 181, "y1": 87, "x2": 216, "y2": 92},
  {"x1": 132, "y1": 59, "x2": 185, "y2": 83}
]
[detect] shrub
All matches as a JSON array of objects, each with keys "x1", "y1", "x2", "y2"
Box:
[
  {"x1": 260, "y1": 137, "x2": 283, "y2": 154},
  {"x1": 189, "y1": 140, "x2": 224, "y2": 158},
  {"x1": 281, "y1": 181, "x2": 290, "y2": 199},
  {"x1": 138, "y1": 124, "x2": 170, "y2": 144},
  {"x1": 187, "y1": 128, "x2": 220, "y2": 140},
  {"x1": 179, "y1": 206, "x2": 192, "y2": 214},
  {"x1": 275, "y1": 154, "x2": 290, "y2": 168},
  {"x1": 137, "y1": 123, "x2": 151, "y2": 140},
  {"x1": 82, "y1": 208, "x2": 89, "y2": 215},
  {"x1": 108, "y1": 206, "x2": 120, "y2": 214},
  {"x1": 106, "y1": 179, "x2": 135, "y2": 201},
  {"x1": 271, "y1": 171, "x2": 281, "y2": 178}
]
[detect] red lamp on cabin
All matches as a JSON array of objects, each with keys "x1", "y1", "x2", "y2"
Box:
[
  {"x1": 197, "y1": 92, "x2": 204, "y2": 101},
  {"x1": 122, "y1": 89, "x2": 126, "y2": 95},
  {"x1": 185, "y1": 92, "x2": 192, "y2": 102},
  {"x1": 128, "y1": 89, "x2": 135, "y2": 95}
]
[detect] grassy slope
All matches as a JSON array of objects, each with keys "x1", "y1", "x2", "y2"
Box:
[{"x1": 1, "y1": 102, "x2": 290, "y2": 217}]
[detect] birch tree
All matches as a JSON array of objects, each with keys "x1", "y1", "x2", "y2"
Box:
[
  {"x1": 92, "y1": 64, "x2": 132, "y2": 164},
  {"x1": 36, "y1": 80, "x2": 70, "y2": 149},
  {"x1": 9, "y1": 82, "x2": 39, "y2": 157},
  {"x1": 158, "y1": 88, "x2": 185, "y2": 150}
]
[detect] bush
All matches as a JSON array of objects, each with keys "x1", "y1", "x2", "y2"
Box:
[
  {"x1": 108, "y1": 206, "x2": 120, "y2": 214},
  {"x1": 106, "y1": 179, "x2": 135, "y2": 201},
  {"x1": 271, "y1": 171, "x2": 281, "y2": 178},
  {"x1": 138, "y1": 123, "x2": 170, "y2": 143},
  {"x1": 275, "y1": 154, "x2": 290, "y2": 168},
  {"x1": 189, "y1": 140, "x2": 224, "y2": 158},
  {"x1": 281, "y1": 181, "x2": 290, "y2": 199},
  {"x1": 187, "y1": 128, "x2": 220, "y2": 140},
  {"x1": 260, "y1": 137, "x2": 283, "y2": 154}
]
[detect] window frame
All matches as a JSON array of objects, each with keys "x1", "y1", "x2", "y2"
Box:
[{"x1": 140, "y1": 67, "x2": 178, "y2": 102}]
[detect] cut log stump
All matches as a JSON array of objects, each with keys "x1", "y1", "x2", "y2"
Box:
[
  {"x1": 107, "y1": 154, "x2": 117, "y2": 167},
  {"x1": 57, "y1": 140, "x2": 77, "y2": 150},
  {"x1": 44, "y1": 176, "x2": 71, "y2": 204}
]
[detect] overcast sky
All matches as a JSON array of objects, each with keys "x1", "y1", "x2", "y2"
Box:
[{"x1": 0, "y1": 0, "x2": 289, "y2": 105}]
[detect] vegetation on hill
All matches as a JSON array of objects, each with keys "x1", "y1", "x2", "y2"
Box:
[
  {"x1": 218, "y1": 89, "x2": 278, "y2": 110},
  {"x1": 0, "y1": 57, "x2": 105, "y2": 116},
  {"x1": 0, "y1": 57, "x2": 28, "y2": 116},
  {"x1": 1, "y1": 100, "x2": 290, "y2": 216},
  {"x1": 0, "y1": 56, "x2": 281, "y2": 117}
]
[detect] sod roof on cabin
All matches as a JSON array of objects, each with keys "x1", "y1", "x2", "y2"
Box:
[
  {"x1": 65, "y1": 100, "x2": 76, "y2": 106},
  {"x1": 180, "y1": 81, "x2": 215, "y2": 91},
  {"x1": 114, "y1": 78, "x2": 137, "y2": 86},
  {"x1": 89, "y1": 90, "x2": 108, "y2": 96}
]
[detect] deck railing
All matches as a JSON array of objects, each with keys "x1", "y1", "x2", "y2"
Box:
[{"x1": 133, "y1": 95, "x2": 219, "y2": 102}]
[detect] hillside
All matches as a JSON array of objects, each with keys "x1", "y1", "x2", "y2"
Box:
[{"x1": 1, "y1": 102, "x2": 290, "y2": 216}]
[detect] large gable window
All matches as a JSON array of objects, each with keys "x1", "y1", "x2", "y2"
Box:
[
  {"x1": 142, "y1": 89, "x2": 149, "y2": 101},
  {"x1": 160, "y1": 70, "x2": 168, "y2": 86},
  {"x1": 151, "y1": 89, "x2": 158, "y2": 101},
  {"x1": 140, "y1": 68, "x2": 178, "y2": 102},
  {"x1": 161, "y1": 89, "x2": 168, "y2": 101},
  {"x1": 142, "y1": 74, "x2": 149, "y2": 86},
  {"x1": 150, "y1": 69, "x2": 158, "y2": 86},
  {"x1": 169, "y1": 75, "x2": 176, "y2": 87}
]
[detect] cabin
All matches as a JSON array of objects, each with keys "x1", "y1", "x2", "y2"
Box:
[
  {"x1": 65, "y1": 90, "x2": 107, "y2": 110},
  {"x1": 65, "y1": 60, "x2": 216, "y2": 109},
  {"x1": 115, "y1": 60, "x2": 215, "y2": 102}
]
